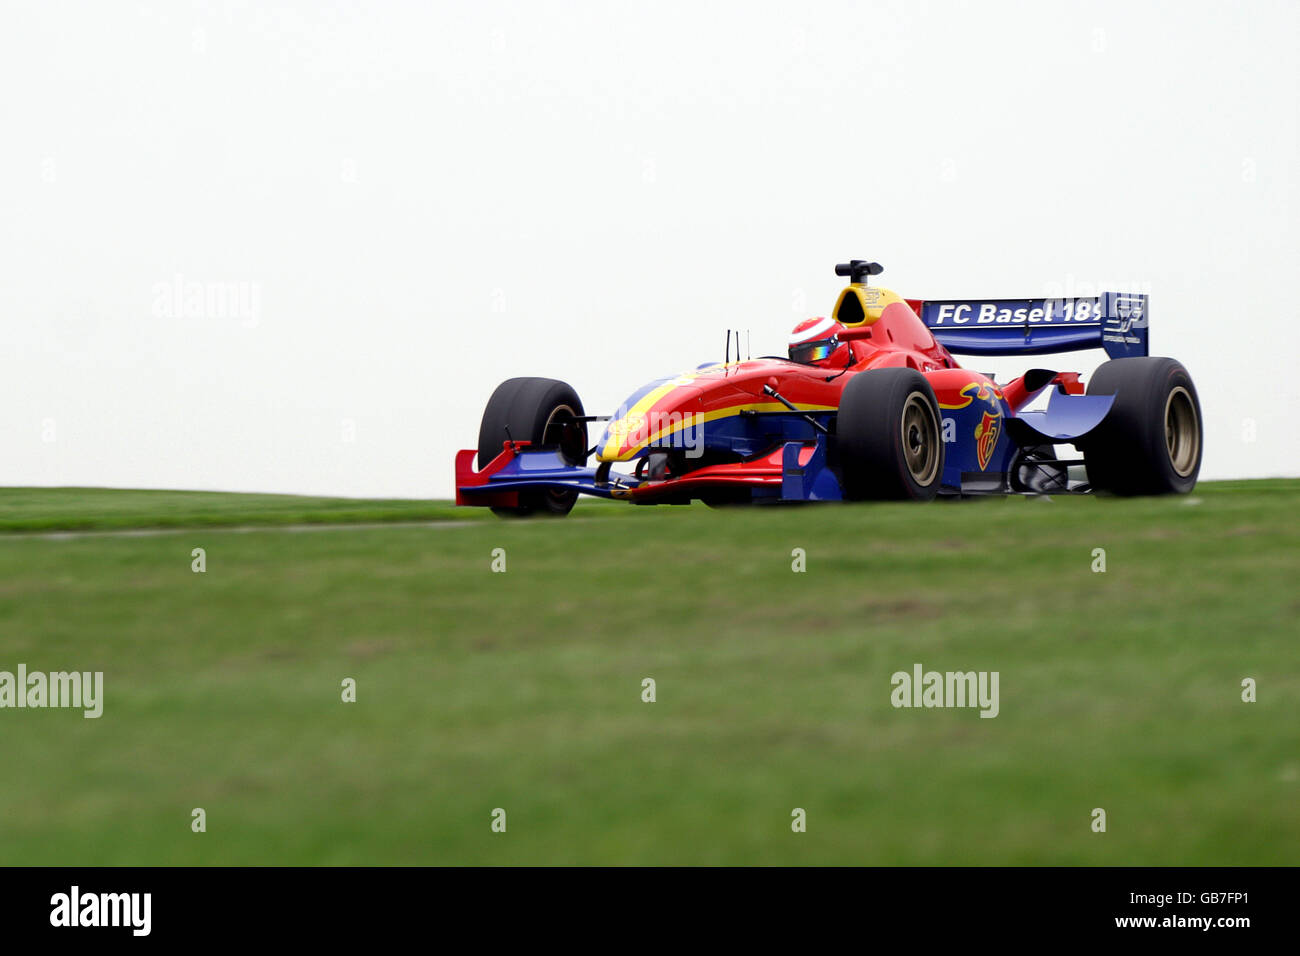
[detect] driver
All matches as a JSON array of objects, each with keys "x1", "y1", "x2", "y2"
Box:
[{"x1": 788, "y1": 317, "x2": 851, "y2": 368}]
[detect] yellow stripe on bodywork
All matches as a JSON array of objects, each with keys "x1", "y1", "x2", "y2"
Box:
[
  {"x1": 597, "y1": 364, "x2": 734, "y2": 460},
  {"x1": 938, "y1": 381, "x2": 1005, "y2": 410},
  {"x1": 599, "y1": 398, "x2": 837, "y2": 462}
]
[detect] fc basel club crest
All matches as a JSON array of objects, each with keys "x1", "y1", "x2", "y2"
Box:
[{"x1": 975, "y1": 410, "x2": 1001, "y2": 471}]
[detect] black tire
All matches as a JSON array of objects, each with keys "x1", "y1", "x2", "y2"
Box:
[
  {"x1": 1080, "y1": 357, "x2": 1202, "y2": 495},
  {"x1": 837, "y1": 369, "x2": 944, "y2": 501},
  {"x1": 477, "y1": 377, "x2": 588, "y2": 517}
]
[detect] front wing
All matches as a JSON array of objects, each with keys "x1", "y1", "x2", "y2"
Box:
[{"x1": 456, "y1": 439, "x2": 844, "y2": 506}]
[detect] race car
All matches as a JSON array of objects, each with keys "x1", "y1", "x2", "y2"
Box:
[{"x1": 455, "y1": 259, "x2": 1202, "y2": 515}]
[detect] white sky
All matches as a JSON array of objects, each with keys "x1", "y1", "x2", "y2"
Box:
[{"x1": 2, "y1": 0, "x2": 1296, "y2": 499}]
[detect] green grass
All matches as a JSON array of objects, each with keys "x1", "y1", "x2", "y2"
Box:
[
  {"x1": 0, "y1": 487, "x2": 482, "y2": 532},
  {"x1": 0, "y1": 480, "x2": 1296, "y2": 865}
]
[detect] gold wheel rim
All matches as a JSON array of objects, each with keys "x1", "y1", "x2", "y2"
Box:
[
  {"x1": 901, "y1": 394, "x2": 939, "y2": 486},
  {"x1": 543, "y1": 404, "x2": 583, "y2": 465},
  {"x1": 1164, "y1": 386, "x2": 1199, "y2": 478}
]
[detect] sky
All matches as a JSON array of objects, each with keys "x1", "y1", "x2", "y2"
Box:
[{"x1": 2, "y1": 0, "x2": 1297, "y2": 498}]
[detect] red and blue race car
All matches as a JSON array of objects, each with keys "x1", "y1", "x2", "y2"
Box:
[{"x1": 456, "y1": 260, "x2": 1202, "y2": 516}]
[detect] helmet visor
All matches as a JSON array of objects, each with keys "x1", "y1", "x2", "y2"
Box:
[{"x1": 790, "y1": 337, "x2": 838, "y2": 364}]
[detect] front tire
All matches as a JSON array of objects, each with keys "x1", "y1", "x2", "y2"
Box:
[
  {"x1": 1080, "y1": 357, "x2": 1202, "y2": 495},
  {"x1": 837, "y1": 369, "x2": 944, "y2": 501},
  {"x1": 477, "y1": 377, "x2": 588, "y2": 517}
]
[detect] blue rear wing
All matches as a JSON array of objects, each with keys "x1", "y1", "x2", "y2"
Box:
[{"x1": 917, "y1": 293, "x2": 1148, "y2": 359}]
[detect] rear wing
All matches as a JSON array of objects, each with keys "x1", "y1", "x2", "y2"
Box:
[{"x1": 908, "y1": 293, "x2": 1148, "y2": 359}]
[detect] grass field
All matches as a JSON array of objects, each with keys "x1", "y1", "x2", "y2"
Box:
[
  {"x1": 0, "y1": 481, "x2": 1296, "y2": 865},
  {"x1": 0, "y1": 487, "x2": 478, "y2": 532}
]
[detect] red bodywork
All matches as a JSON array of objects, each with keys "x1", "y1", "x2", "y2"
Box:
[{"x1": 457, "y1": 295, "x2": 1094, "y2": 503}]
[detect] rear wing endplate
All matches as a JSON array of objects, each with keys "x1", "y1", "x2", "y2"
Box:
[{"x1": 911, "y1": 293, "x2": 1148, "y2": 359}]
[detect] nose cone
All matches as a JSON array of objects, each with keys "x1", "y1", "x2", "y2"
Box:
[{"x1": 597, "y1": 380, "x2": 704, "y2": 462}]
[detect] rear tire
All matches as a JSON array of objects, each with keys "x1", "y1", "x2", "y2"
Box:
[
  {"x1": 837, "y1": 369, "x2": 944, "y2": 501},
  {"x1": 477, "y1": 377, "x2": 588, "y2": 517},
  {"x1": 1080, "y1": 357, "x2": 1202, "y2": 495}
]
